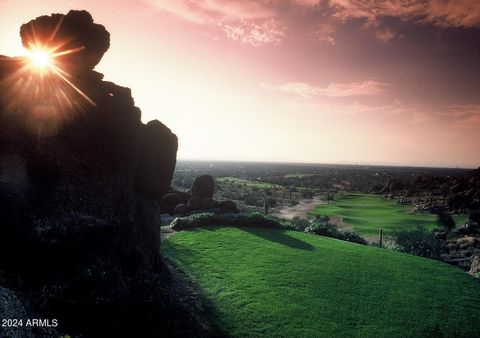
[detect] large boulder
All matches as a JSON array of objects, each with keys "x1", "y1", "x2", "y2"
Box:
[
  {"x1": 135, "y1": 120, "x2": 178, "y2": 199},
  {"x1": 219, "y1": 200, "x2": 239, "y2": 213},
  {"x1": 200, "y1": 197, "x2": 219, "y2": 210},
  {"x1": 191, "y1": 175, "x2": 214, "y2": 198},
  {"x1": 187, "y1": 196, "x2": 202, "y2": 211},
  {"x1": 20, "y1": 10, "x2": 109, "y2": 71},
  {"x1": 173, "y1": 203, "x2": 188, "y2": 215},
  {"x1": 160, "y1": 190, "x2": 190, "y2": 214}
]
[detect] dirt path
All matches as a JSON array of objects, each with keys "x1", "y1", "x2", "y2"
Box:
[
  {"x1": 328, "y1": 215, "x2": 352, "y2": 230},
  {"x1": 271, "y1": 197, "x2": 324, "y2": 220},
  {"x1": 273, "y1": 199, "x2": 381, "y2": 243}
]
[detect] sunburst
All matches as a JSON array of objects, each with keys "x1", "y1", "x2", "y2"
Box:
[
  {"x1": 0, "y1": 20, "x2": 97, "y2": 136},
  {"x1": 29, "y1": 49, "x2": 51, "y2": 69}
]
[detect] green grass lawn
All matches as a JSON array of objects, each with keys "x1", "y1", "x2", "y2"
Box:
[
  {"x1": 216, "y1": 176, "x2": 280, "y2": 189},
  {"x1": 163, "y1": 226, "x2": 480, "y2": 338},
  {"x1": 309, "y1": 193, "x2": 468, "y2": 238}
]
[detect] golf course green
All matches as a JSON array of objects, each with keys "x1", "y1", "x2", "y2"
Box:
[
  {"x1": 163, "y1": 226, "x2": 480, "y2": 338},
  {"x1": 309, "y1": 193, "x2": 468, "y2": 238}
]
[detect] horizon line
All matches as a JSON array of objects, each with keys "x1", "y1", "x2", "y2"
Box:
[{"x1": 176, "y1": 158, "x2": 477, "y2": 170}]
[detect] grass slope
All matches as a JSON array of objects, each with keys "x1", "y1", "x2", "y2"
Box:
[
  {"x1": 309, "y1": 193, "x2": 467, "y2": 237},
  {"x1": 163, "y1": 226, "x2": 480, "y2": 338}
]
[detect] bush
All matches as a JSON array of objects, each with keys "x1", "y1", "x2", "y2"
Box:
[
  {"x1": 437, "y1": 211, "x2": 456, "y2": 231},
  {"x1": 288, "y1": 217, "x2": 311, "y2": 232},
  {"x1": 383, "y1": 241, "x2": 402, "y2": 252},
  {"x1": 171, "y1": 212, "x2": 287, "y2": 231},
  {"x1": 304, "y1": 216, "x2": 367, "y2": 245},
  {"x1": 394, "y1": 226, "x2": 441, "y2": 258}
]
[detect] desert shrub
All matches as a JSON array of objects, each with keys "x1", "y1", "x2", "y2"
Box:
[
  {"x1": 304, "y1": 216, "x2": 367, "y2": 245},
  {"x1": 304, "y1": 217, "x2": 337, "y2": 236},
  {"x1": 394, "y1": 226, "x2": 441, "y2": 258},
  {"x1": 171, "y1": 212, "x2": 287, "y2": 231},
  {"x1": 437, "y1": 211, "x2": 456, "y2": 231},
  {"x1": 288, "y1": 217, "x2": 311, "y2": 231},
  {"x1": 340, "y1": 231, "x2": 368, "y2": 245},
  {"x1": 384, "y1": 241, "x2": 402, "y2": 252}
]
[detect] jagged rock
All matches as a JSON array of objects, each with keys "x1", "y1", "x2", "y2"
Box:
[
  {"x1": 219, "y1": 200, "x2": 239, "y2": 213},
  {"x1": 191, "y1": 175, "x2": 214, "y2": 198},
  {"x1": 20, "y1": 10, "x2": 109, "y2": 71},
  {"x1": 173, "y1": 203, "x2": 188, "y2": 215}
]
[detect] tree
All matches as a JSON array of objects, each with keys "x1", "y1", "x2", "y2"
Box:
[
  {"x1": 394, "y1": 226, "x2": 441, "y2": 258},
  {"x1": 324, "y1": 192, "x2": 334, "y2": 204},
  {"x1": 437, "y1": 211, "x2": 456, "y2": 231}
]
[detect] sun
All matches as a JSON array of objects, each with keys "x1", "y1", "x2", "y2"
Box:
[{"x1": 29, "y1": 49, "x2": 52, "y2": 69}]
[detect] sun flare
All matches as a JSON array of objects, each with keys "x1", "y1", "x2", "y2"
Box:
[{"x1": 29, "y1": 49, "x2": 52, "y2": 69}]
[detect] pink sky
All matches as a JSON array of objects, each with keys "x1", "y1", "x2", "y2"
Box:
[{"x1": 1, "y1": 0, "x2": 479, "y2": 168}]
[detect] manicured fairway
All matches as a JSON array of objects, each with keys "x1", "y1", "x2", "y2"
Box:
[
  {"x1": 163, "y1": 226, "x2": 480, "y2": 338},
  {"x1": 309, "y1": 193, "x2": 467, "y2": 237}
]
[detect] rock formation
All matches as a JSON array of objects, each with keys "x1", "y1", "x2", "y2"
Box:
[
  {"x1": 191, "y1": 175, "x2": 215, "y2": 198},
  {"x1": 160, "y1": 174, "x2": 239, "y2": 216},
  {"x1": 0, "y1": 10, "x2": 214, "y2": 338},
  {"x1": 20, "y1": 10, "x2": 109, "y2": 71}
]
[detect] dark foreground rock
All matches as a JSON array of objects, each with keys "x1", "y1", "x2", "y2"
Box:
[
  {"x1": 0, "y1": 10, "x2": 212, "y2": 338},
  {"x1": 0, "y1": 287, "x2": 34, "y2": 338}
]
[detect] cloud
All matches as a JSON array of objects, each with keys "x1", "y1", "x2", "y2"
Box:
[
  {"x1": 149, "y1": 0, "x2": 274, "y2": 24},
  {"x1": 293, "y1": 0, "x2": 321, "y2": 7},
  {"x1": 148, "y1": 0, "x2": 480, "y2": 47},
  {"x1": 445, "y1": 104, "x2": 480, "y2": 128},
  {"x1": 261, "y1": 79, "x2": 390, "y2": 98},
  {"x1": 314, "y1": 23, "x2": 336, "y2": 44},
  {"x1": 350, "y1": 102, "x2": 480, "y2": 128},
  {"x1": 375, "y1": 28, "x2": 395, "y2": 42},
  {"x1": 223, "y1": 20, "x2": 284, "y2": 47},
  {"x1": 148, "y1": 0, "x2": 284, "y2": 46},
  {"x1": 329, "y1": 0, "x2": 480, "y2": 29}
]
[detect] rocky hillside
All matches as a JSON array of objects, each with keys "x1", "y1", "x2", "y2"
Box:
[{"x1": 381, "y1": 168, "x2": 480, "y2": 217}]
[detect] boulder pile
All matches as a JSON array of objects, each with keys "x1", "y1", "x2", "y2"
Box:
[{"x1": 160, "y1": 174, "x2": 239, "y2": 215}]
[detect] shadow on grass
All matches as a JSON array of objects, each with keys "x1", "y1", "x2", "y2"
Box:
[{"x1": 238, "y1": 227, "x2": 315, "y2": 251}]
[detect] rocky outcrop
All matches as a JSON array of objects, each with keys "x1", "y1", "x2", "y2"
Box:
[
  {"x1": 135, "y1": 120, "x2": 178, "y2": 199},
  {"x1": 0, "y1": 10, "x2": 187, "y2": 337},
  {"x1": 20, "y1": 10, "x2": 109, "y2": 71}
]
